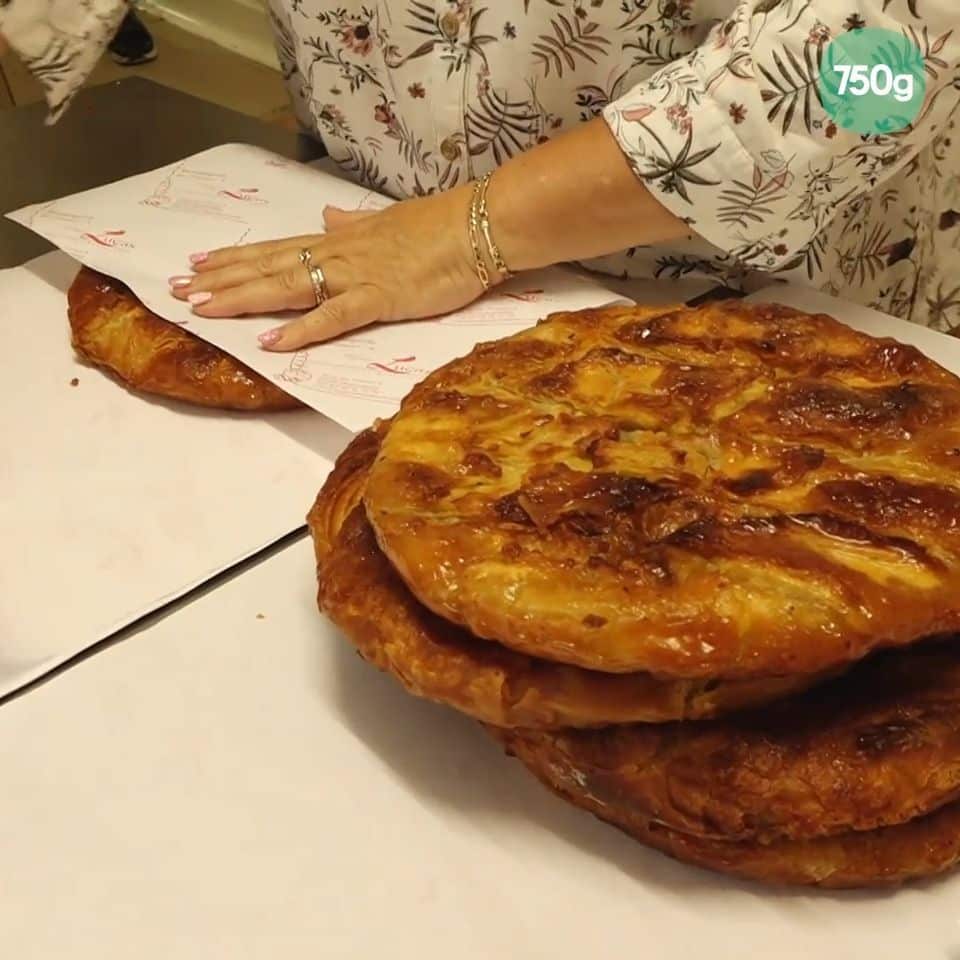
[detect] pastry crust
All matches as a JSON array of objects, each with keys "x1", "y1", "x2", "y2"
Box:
[
  {"x1": 67, "y1": 267, "x2": 301, "y2": 411},
  {"x1": 495, "y1": 637, "x2": 960, "y2": 841},
  {"x1": 365, "y1": 301, "x2": 960, "y2": 678},
  {"x1": 494, "y1": 725, "x2": 960, "y2": 888},
  {"x1": 308, "y1": 424, "x2": 385, "y2": 566},
  {"x1": 308, "y1": 430, "x2": 824, "y2": 728}
]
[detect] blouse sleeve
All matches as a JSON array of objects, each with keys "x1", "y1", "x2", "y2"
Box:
[
  {"x1": 603, "y1": 0, "x2": 960, "y2": 272},
  {"x1": 0, "y1": 0, "x2": 127, "y2": 123}
]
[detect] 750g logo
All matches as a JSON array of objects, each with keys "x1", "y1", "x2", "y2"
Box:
[{"x1": 819, "y1": 28, "x2": 926, "y2": 135}]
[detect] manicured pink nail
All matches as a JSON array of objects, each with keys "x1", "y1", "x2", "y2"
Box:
[
  {"x1": 189, "y1": 251, "x2": 208, "y2": 265},
  {"x1": 168, "y1": 275, "x2": 192, "y2": 289},
  {"x1": 258, "y1": 328, "x2": 282, "y2": 347},
  {"x1": 188, "y1": 291, "x2": 213, "y2": 306}
]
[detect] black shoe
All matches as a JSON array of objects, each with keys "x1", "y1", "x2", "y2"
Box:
[{"x1": 108, "y1": 11, "x2": 157, "y2": 66}]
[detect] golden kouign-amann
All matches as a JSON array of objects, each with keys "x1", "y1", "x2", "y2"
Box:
[
  {"x1": 309, "y1": 427, "x2": 825, "y2": 729},
  {"x1": 68, "y1": 267, "x2": 301, "y2": 412},
  {"x1": 365, "y1": 300, "x2": 960, "y2": 679}
]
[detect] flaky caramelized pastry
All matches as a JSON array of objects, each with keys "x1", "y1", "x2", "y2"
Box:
[
  {"x1": 495, "y1": 725, "x2": 960, "y2": 889},
  {"x1": 308, "y1": 429, "x2": 824, "y2": 728},
  {"x1": 496, "y1": 637, "x2": 960, "y2": 843},
  {"x1": 365, "y1": 301, "x2": 960, "y2": 679},
  {"x1": 67, "y1": 267, "x2": 301, "y2": 411}
]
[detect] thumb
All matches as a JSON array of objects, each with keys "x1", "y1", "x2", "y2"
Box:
[
  {"x1": 258, "y1": 285, "x2": 386, "y2": 351},
  {"x1": 323, "y1": 205, "x2": 378, "y2": 232}
]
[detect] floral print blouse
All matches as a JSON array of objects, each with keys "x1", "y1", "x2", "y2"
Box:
[{"x1": 3, "y1": 1, "x2": 959, "y2": 331}]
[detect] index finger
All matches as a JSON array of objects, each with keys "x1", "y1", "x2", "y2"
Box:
[{"x1": 191, "y1": 233, "x2": 323, "y2": 273}]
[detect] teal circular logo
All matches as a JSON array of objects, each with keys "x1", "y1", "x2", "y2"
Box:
[{"x1": 819, "y1": 28, "x2": 926, "y2": 136}]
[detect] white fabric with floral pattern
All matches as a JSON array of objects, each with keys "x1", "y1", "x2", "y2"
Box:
[{"x1": 3, "y1": 0, "x2": 958, "y2": 330}]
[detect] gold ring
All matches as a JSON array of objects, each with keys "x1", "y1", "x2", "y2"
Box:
[
  {"x1": 308, "y1": 264, "x2": 328, "y2": 306},
  {"x1": 299, "y1": 248, "x2": 328, "y2": 306}
]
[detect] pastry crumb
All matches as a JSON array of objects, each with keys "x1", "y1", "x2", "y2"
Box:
[
  {"x1": 69, "y1": 377, "x2": 79, "y2": 386},
  {"x1": 256, "y1": 613, "x2": 265, "y2": 620}
]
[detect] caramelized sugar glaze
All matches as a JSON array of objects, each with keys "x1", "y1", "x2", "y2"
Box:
[
  {"x1": 365, "y1": 302, "x2": 960, "y2": 678},
  {"x1": 309, "y1": 429, "x2": 827, "y2": 728}
]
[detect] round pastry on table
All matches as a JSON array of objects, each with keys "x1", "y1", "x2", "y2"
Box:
[
  {"x1": 67, "y1": 266, "x2": 301, "y2": 411},
  {"x1": 494, "y1": 634, "x2": 960, "y2": 842},
  {"x1": 308, "y1": 297, "x2": 960, "y2": 888},
  {"x1": 364, "y1": 299, "x2": 960, "y2": 680},
  {"x1": 308, "y1": 426, "x2": 827, "y2": 730},
  {"x1": 494, "y1": 720, "x2": 960, "y2": 889}
]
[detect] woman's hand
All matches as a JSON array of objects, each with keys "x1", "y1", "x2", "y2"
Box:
[
  {"x1": 168, "y1": 185, "x2": 486, "y2": 350},
  {"x1": 169, "y1": 120, "x2": 690, "y2": 351}
]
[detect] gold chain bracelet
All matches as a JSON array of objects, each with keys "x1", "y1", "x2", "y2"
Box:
[
  {"x1": 467, "y1": 177, "x2": 491, "y2": 290},
  {"x1": 476, "y1": 173, "x2": 513, "y2": 280},
  {"x1": 467, "y1": 172, "x2": 513, "y2": 290}
]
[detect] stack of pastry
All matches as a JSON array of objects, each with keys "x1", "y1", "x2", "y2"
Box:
[{"x1": 308, "y1": 299, "x2": 960, "y2": 888}]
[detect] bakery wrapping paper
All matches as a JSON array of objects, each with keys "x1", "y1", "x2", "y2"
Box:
[
  {"x1": 0, "y1": 251, "x2": 352, "y2": 699},
  {"x1": 7, "y1": 144, "x2": 631, "y2": 433},
  {"x1": 3, "y1": 536, "x2": 960, "y2": 957}
]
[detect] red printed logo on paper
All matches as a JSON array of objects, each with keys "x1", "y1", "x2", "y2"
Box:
[
  {"x1": 82, "y1": 229, "x2": 134, "y2": 249},
  {"x1": 279, "y1": 352, "x2": 312, "y2": 384},
  {"x1": 218, "y1": 187, "x2": 267, "y2": 203},
  {"x1": 140, "y1": 194, "x2": 173, "y2": 209},
  {"x1": 367, "y1": 355, "x2": 425, "y2": 375},
  {"x1": 500, "y1": 288, "x2": 544, "y2": 303}
]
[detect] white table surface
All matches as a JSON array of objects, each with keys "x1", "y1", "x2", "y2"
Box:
[
  {"x1": 2, "y1": 536, "x2": 958, "y2": 960},
  {"x1": 6, "y1": 189, "x2": 959, "y2": 953},
  {"x1": 0, "y1": 251, "x2": 351, "y2": 697}
]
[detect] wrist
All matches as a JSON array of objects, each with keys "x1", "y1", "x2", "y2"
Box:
[{"x1": 483, "y1": 118, "x2": 693, "y2": 272}]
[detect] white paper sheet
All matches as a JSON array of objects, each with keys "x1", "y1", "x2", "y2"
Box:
[
  {"x1": 2, "y1": 536, "x2": 959, "y2": 959},
  {"x1": 0, "y1": 251, "x2": 351, "y2": 698},
  {"x1": 7, "y1": 144, "x2": 631, "y2": 432}
]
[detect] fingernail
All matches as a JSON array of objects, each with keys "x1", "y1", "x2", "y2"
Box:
[
  {"x1": 168, "y1": 275, "x2": 193, "y2": 289},
  {"x1": 189, "y1": 251, "x2": 208, "y2": 265},
  {"x1": 258, "y1": 328, "x2": 283, "y2": 347},
  {"x1": 188, "y1": 291, "x2": 213, "y2": 306}
]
